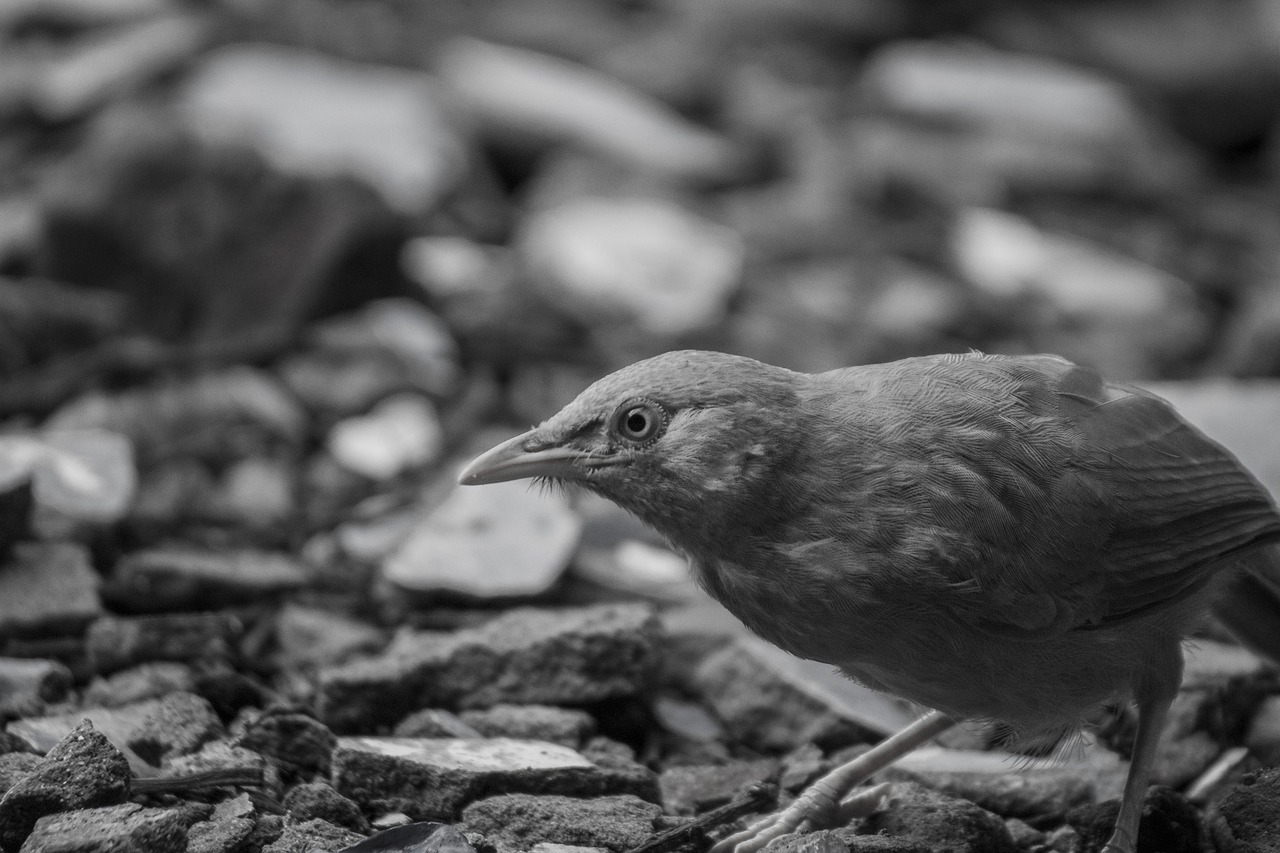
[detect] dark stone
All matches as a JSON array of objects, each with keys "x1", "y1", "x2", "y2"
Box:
[
  {"x1": 1068, "y1": 785, "x2": 1201, "y2": 853},
  {"x1": 283, "y1": 782, "x2": 369, "y2": 833}
]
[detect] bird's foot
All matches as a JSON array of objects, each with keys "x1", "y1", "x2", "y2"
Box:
[
  {"x1": 1100, "y1": 826, "x2": 1136, "y2": 853},
  {"x1": 708, "y1": 782, "x2": 890, "y2": 853}
]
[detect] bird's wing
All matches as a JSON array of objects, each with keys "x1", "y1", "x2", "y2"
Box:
[{"x1": 958, "y1": 356, "x2": 1280, "y2": 637}]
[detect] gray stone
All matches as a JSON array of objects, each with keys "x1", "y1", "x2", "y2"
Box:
[
  {"x1": 0, "y1": 720, "x2": 131, "y2": 851},
  {"x1": 332, "y1": 737, "x2": 657, "y2": 821},
  {"x1": 85, "y1": 612, "x2": 238, "y2": 674},
  {"x1": 317, "y1": 604, "x2": 659, "y2": 731},
  {"x1": 861, "y1": 782, "x2": 1016, "y2": 853},
  {"x1": 262, "y1": 817, "x2": 365, "y2": 853},
  {"x1": 459, "y1": 705, "x2": 596, "y2": 749},
  {"x1": 81, "y1": 662, "x2": 197, "y2": 708},
  {"x1": 107, "y1": 547, "x2": 306, "y2": 612},
  {"x1": 125, "y1": 692, "x2": 224, "y2": 767},
  {"x1": 1209, "y1": 768, "x2": 1280, "y2": 853},
  {"x1": 283, "y1": 782, "x2": 368, "y2": 833},
  {"x1": 19, "y1": 802, "x2": 188, "y2": 853},
  {"x1": 461, "y1": 793, "x2": 661, "y2": 852},
  {"x1": 0, "y1": 658, "x2": 71, "y2": 718},
  {"x1": 394, "y1": 709, "x2": 482, "y2": 739},
  {"x1": 0, "y1": 543, "x2": 100, "y2": 640},
  {"x1": 658, "y1": 758, "x2": 778, "y2": 816}
]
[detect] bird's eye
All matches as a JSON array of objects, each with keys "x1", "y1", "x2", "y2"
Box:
[{"x1": 612, "y1": 400, "x2": 666, "y2": 444}]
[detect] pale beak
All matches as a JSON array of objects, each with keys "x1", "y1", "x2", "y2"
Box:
[{"x1": 459, "y1": 430, "x2": 601, "y2": 485}]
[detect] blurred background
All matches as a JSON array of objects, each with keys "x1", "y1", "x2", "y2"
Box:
[{"x1": 5, "y1": 2, "x2": 1280, "y2": 595}]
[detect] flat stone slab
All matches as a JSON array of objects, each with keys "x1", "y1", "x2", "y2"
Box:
[{"x1": 332, "y1": 736, "x2": 657, "y2": 820}]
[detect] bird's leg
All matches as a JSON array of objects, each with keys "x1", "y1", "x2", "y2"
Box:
[
  {"x1": 1101, "y1": 668, "x2": 1180, "y2": 853},
  {"x1": 709, "y1": 710, "x2": 955, "y2": 853}
]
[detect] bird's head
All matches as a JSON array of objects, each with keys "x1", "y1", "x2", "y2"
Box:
[{"x1": 459, "y1": 350, "x2": 802, "y2": 554}]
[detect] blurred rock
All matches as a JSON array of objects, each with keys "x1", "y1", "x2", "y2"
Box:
[
  {"x1": 1069, "y1": 785, "x2": 1201, "y2": 853},
  {"x1": 382, "y1": 473, "x2": 581, "y2": 599},
  {"x1": 0, "y1": 543, "x2": 100, "y2": 641},
  {"x1": 31, "y1": 13, "x2": 210, "y2": 121},
  {"x1": 265, "y1": 817, "x2": 366, "y2": 853},
  {"x1": 332, "y1": 737, "x2": 656, "y2": 820},
  {"x1": 81, "y1": 662, "x2": 196, "y2": 708},
  {"x1": 0, "y1": 658, "x2": 72, "y2": 719},
  {"x1": 0, "y1": 0, "x2": 177, "y2": 29},
  {"x1": 658, "y1": 758, "x2": 777, "y2": 816},
  {"x1": 106, "y1": 547, "x2": 307, "y2": 612},
  {"x1": 182, "y1": 44, "x2": 467, "y2": 216},
  {"x1": 694, "y1": 636, "x2": 917, "y2": 753},
  {"x1": 0, "y1": 719, "x2": 131, "y2": 851},
  {"x1": 38, "y1": 113, "x2": 400, "y2": 344},
  {"x1": 861, "y1": 782, "x2": 1016, "y2": 853},
  {"x1": 124, "y1": 691, "x2": 224, "y2": 766},
  {"x1": 238, "y1": 709, "x2": 336, "y2": 777},
  {"x1": 986, "y1": 0, "x2": 1280, "y2": 152},
  {"x1": 85, "y1": 612, "x2": 238, "y2": 675},
  {"x1": 394, "y1": 709, "x2": 482, "y2": 740},
  {"x1": 521, "y1": 196, "x2": 743, "y2": 346},
  {"x1": 274, "y1": 604, "x2": 385, "y2": 672},
  {"x1": 328, "y1": 394, "x2": 444, "y2": 481},
  {"x1": 0, "y1": 428, "x2": 136, "y2": 533},
  {"x1": 0, "y1": 472, "x2": 30, "y2": 564},
  {"x1": 853, "y1": 41, "x2": 1197, "y2": 203},
  {"x1": 1244, "y1": 696, "x2": 1280, "y2": 767},
  {"x1": 0, "y1": 279, "x2": 128, "y2": 374},
  {"x1": 439, "y1": 37, "x2": 743, "y2": 183},
  {"x1": 48, "y1": 367, "x2": 305, "y2": 465},
  {"x1": 461, "y1": 793, "x2": 661, "y2": 852},
  {"x1": 316, "y1": 604, "x2": 659, "y2": 731},
  {"x1": 953, "y1": 207, "x2": 1208, "y2": 377},
  {"x1": 459, "y1": 704, "x2": 595, "y2": 749}
]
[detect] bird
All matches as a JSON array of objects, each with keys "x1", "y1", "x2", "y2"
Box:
[{"x1": 459, "y1": 349, "x2": 1280, "y2": 853}]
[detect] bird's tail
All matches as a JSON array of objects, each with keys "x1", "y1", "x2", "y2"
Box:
[{"x1": 1213, "y1": 545, "x2": 1280, "y2": 665}]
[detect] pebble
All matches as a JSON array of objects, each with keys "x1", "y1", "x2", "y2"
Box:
[
  {"x1": 85, "y1": 612, "x2": 238, "y2": 675},
  {"x1": 860, "y1": 782, "x2": 1017, "y2": 853},
  {"x1": 332, "y1": 737, "x2": 657, "y2": 820},
  {"x1": 1209, "y1": 767, "x2": 1280, "y2": 852},
  {"x1": 459, "y1": 704, "x2": 596, "y2": 749},
  {"x1": 274, "y1": 604, "x2": 386, "y2": 672},
  {"x1": 382, "y1": 474, "x2": 582, "y2": 598},
  {"x1": 0, "y1": 428, "x2": 136, "y2": 532},
  {"x1": 263, "y1": 817, "x2": 366, "y2": 853}
]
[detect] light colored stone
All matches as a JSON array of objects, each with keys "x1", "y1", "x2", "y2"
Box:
[{"x1": 328, "y1": 394, "x2": 444, "y2": 480}]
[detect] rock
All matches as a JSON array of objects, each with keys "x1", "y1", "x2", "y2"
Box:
[
  {"x1": 0, "y1": 720, "x2": 131, "y2": 851},
  {"x1": 0, "y1": 752, "x2": 41, "y2": 798},
  {"x1": 658, "y1": 758, "x2": 778, "y2": 816},
  {"x1": 204, "y1": 457, "x2": 297, "y2": 531},
  {"x1": 274, "y1": 604, "x2": 385, "y2": 672},
  {"x1": 382, "y1": 477, "x2": 582, "y2": 598},
  {"x1": 328, "y1": 394, "x2": 445, "y2": 480},
  {"x1": 38, "y1": 114, "x2": 399, "y2": 345},
  {"x1": 521, "y1": 196, "x2": 743, "y2": 342},
  {"x1": 106, "y1": 547, "x2": 307, "y2": 612},
  {"x1": 0, "y1": 471, "x2": 30, "y2": 565},
  {"x1": 885, "y1": 747, "x2": 1096, "y2": 826},
  {"x1": 185, "y1": 793, "x2": 257, "y2": 853},
  {"x1": 263, "y1": 817, "x2": 366, "y2": 853},
  {"x1": 283, "y1": 782, "x2": 368, "y2": 833},
  {"x1": 693, "y1": 637, "x2": 916, "y2": 753},
  {"x1": 333, "y1": 737, "x2": 657, "y2": 821},
  {"x1": 85, "y1": 612, "x2": 238, "y2": 675},
  {"x1": 165, "y1": 740, "x2": 283, "y2": 803},
  {"x1": 1068, "y1": 786, "x2": 1201, "y2": 853},
  {"x1": 438, "y1": 37, "x2": 742, "y2": 183},
  {"x1": 317, "y1": 604, "x2": 659, "y2": 731},
  {"x1": 182, "y1": 44, "x2": 467, "y2": 216},
  {"x1": 860, "y1": 782, "x2": 1017, "y2": 853},
  {"x1": 459, "y1": 705, "x2": 596, "y2": 749},
  {"x1": 14, "y1": 429, "x2": 135, "y2": 532},
  {"x1": 0, "y1": 543, "x2": 100, "y2": 640},
  {"x1": 0, "y1": 658, "x2": 72, "y2": 718},
  {"x1": 394, "y1": 710, "x2": 483, "y2": 740},
  {"x1": 125, "y1": 692, "x2": 224, "y2": 767},
  {"x1": 7, "y1": 693, "x2": 220, "y2": 775},
  {"x1": 461, "y1": 793, "x2": 661, "y2": 852},
  {"x1": 238, "y1": 709, "x2": 336, "y2": 777},
  {"x1": 1209, "y1": 768, "x2": 1280, "y2": 853},
  {"x1": 19, "y1": 802, "x2": 188, "y2": 853}
]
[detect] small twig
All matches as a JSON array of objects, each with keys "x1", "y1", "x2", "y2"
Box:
[
  {"x1": 131, "y1": 766, "x2": 265, "y2": 796},
  {"x1": 626, "y1": 776, "x2": 779, "y2": 853}
]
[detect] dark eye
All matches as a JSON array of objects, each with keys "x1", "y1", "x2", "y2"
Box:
[{"x1": 612, "y1": 400, "x2": 666, "y2": 444}]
